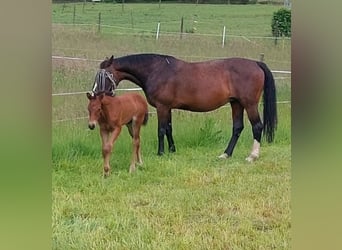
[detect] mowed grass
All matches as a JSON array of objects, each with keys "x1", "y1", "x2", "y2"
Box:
[{"x1": 52, "y1": 3, "x2": 291, "y2": 249}]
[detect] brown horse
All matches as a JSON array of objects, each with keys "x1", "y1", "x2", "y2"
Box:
[
  {"x1": 87, "y1": 91, "x2": 148, "y2": 175},
  {"x1": 94, "y1": 53, "x2": 277, "y2": 162}
]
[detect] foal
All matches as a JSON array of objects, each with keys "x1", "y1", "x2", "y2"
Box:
[{"x1": 87, "y1": 92, "x2": 149, "y2": 175}]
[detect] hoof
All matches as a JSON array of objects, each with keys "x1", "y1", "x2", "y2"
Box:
[
  {"x1": 169, "y1": 145, "x2": 176, "y2": 153},
  {"x1": 129, "y1": 165, "x2": 136, "y2": 173},
  {"x1": 218, "y1": 153, "x2": 229, "y2": 159},
  {"x1": 245, "y1": 154, "x2": 258, "y2": 162}
]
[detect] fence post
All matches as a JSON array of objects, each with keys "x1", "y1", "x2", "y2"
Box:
[
  {"x1": 156, "y1": 22, "x2": 160, "y2": 40},
  {"x1": 98, "y1": 12, "x2": 101, "y2": 33},
  {"x1": 130, "y1": 10, "x2": 134, "y2": 28},
  {"x1": 73, "y1": 4, "x2": 76, "y2": 25},
  {"x1": 222, "y1": 26, "x2": 226, "y2": 48},
  {"x1": 180, "y1": 17, "x2": 184, "y2": 39}
]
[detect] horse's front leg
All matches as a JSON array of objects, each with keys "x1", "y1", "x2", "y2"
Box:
[
  {"x1": 156, "y1": 105, "x2": 171, "y2": 155},
  {"x1": 100, "y1": 128, "x2": 111, "y2": 177},
  {"x1": 165, "y1": 109, "x2": 176, "y2": 153},
  {"x1": 101, "y1": 126, "x2": 121, "y2": 177}
]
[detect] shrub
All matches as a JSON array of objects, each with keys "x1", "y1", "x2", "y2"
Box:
[{"x1": 271, "y1": 8, "x2": 291, "y2": 37}]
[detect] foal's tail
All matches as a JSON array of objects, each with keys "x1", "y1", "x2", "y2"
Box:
[{"x1": 257, "y1": 61, "x2": 277, "y2": 143}]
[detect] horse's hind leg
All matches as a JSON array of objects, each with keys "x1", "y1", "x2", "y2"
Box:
[
  {"x1": 219, "y1": 101, "x2": 244, "y2": 159},
  {"x1": 245, "y1": 105, "x2": 263, "y2": 162}
]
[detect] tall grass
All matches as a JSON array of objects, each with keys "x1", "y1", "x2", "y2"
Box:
[{"x1": 52, "y1": 3, "x2": 291, "y2": 249}]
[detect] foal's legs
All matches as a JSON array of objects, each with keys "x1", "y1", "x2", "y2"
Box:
[
  {"x1": 245, "y1": 105, "x2": 263, "y2": 162},
  {"x1": 101, "y1": 126, "x2": 121, "y2": 177},
  {"x1": 127, "y1": 120, "x2": 143, "y2": 172},
  {"x1": 129, "y1": 119, "x2": 143, "y2": 173},
  {"x1": 219, "y1": 101, "x2": 244, "y2": 159}
]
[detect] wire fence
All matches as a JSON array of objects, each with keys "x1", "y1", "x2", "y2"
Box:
[
  {"x1": 52, "y1": 55, "x2": 291, "y2": 123},
  {"x1": 52, "y1": 54, "x2": 290, "y2": 97}
]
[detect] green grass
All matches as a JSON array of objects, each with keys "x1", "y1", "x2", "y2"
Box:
[
  {"x1": 52, "y1": 3, "x2": 291, "y2": 249},
  {"x1": 53, "y1": 105, "x2": 291, "y2": 249},
  {"x1": 53, "y1": 3, "x2": 282, "y2": 36}
]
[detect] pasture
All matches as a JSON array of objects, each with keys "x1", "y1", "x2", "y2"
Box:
[{"x1": 52, "y1": 2, "x2": 291, "y2": 249}]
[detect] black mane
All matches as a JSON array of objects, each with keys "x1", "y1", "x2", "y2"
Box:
[
  {"x1": 100, "y1": 53, "x2": 176, "y2": 69},
  {"x1": 116, "y1": 53, "x2": 175, "y2": 68}
]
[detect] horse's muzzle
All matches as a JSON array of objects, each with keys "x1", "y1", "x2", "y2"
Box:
[{"x1": 88, "y1": 123, "x2": 96, "y2": 130}]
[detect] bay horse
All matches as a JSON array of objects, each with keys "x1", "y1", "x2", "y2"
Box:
[
  {"x1": 94, "y1": 53, "x2": 277, "y2": 162},
  {"x1": 87, "y1": 91, "x2": 149, "y2": 175}
]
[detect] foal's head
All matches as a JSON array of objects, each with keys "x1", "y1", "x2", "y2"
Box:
[{"x1": 86, "y1": 92, "x2": 104, "y2": 130}]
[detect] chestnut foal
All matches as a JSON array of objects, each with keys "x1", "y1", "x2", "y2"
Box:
[{"x1": 87, "y1": 92, "x2": 148, "y2": 176}]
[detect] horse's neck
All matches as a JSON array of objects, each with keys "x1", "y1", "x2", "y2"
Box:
[
  {"x1": 116, "y1": 56, "x2": 156, "y2": 87},
  {"x1": 120, "y1": 71, "x2": 143, "y2": 87}
]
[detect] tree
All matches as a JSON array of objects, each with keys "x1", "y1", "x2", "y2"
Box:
[{"x1": 271, "y1": 8, "x2": 291, "y2": 37}]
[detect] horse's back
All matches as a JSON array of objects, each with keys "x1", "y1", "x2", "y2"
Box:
[
  {"x1": 123, "y1": 93, "x2": 147, "y2": 109},
  {"x1": 116, "y1": 93, "x2": 148, "y2": 116}
]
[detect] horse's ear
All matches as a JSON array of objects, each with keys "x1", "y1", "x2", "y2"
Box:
[{"x1": 109, "y1": 55, "x2": 114, "y2": 64}]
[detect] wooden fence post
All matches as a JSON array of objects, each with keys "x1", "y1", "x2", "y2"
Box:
[
  {"x1": 222, "y1": 26, "x2": 226, "y2": 48},
  {"x1": 180, "y1": 17, "x2": 184, "y2": 39},
  {"x1": 73, "y1": 4, "x2": 76, "y2": 25},
  {"x1": 98, "y1": 12, "x2": 101, "y2": 33},
  {"x1": 156, "y1": 22, "x2": 160, "y2": 40}
]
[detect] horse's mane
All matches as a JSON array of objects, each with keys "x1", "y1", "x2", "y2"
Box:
[{"x1": 100, "y1": 54, "x2": 176, "y2": 69}]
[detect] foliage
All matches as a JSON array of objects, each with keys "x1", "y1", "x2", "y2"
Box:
[{"x1": 271, "y1": 8, "x2": 291, "y2": 37}]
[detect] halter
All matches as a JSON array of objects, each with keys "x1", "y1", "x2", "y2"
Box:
[{"x1": 91, "y1": 69, "x2": 117, "y2": 96}]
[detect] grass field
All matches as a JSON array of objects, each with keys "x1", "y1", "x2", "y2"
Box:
[{"x1": 52, "y1": 2, "x2": 291, "y2": 249}]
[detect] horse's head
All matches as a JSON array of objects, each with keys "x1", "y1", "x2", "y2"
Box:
[
  {"x1": 91, "y1": 57, "x2": 118, "y2": 96},
  {"x1": 86, "y1": 92, "x2": 105, "y2": 130},
  {"x1": 99, "y1": 55, "x2": 114, "y2": 69}
]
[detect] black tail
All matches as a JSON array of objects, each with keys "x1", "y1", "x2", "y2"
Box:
[
  {"x1": 257, "y1": 61, "x2": 277, "y2": 143},
  {"x1": 143, "y1": 112, "x2": 149, "y2": 126}
]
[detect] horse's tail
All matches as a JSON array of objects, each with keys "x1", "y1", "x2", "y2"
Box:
[
  {"x1": 143, "y1": 112, "x2": 149, "y2": 126},
  {"x1": 257, "y1": 61, "x2": 277, "y2": 143}
]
